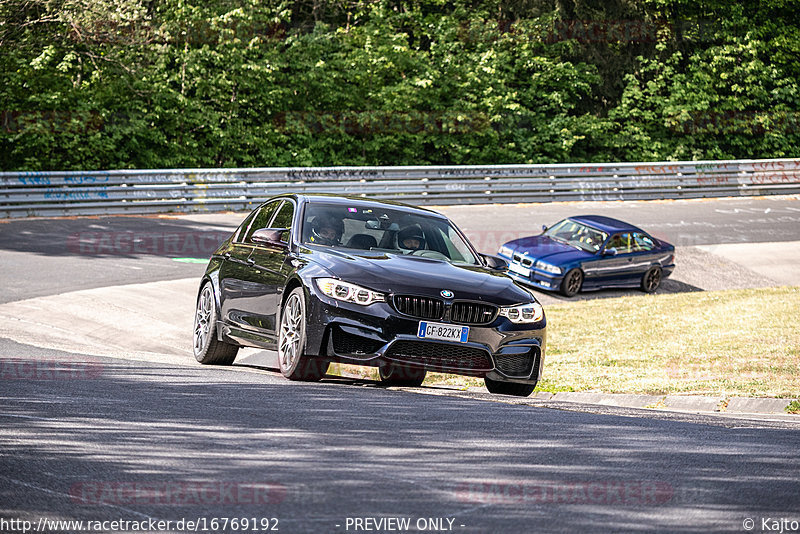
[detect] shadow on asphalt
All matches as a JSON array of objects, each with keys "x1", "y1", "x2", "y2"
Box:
[{"x1": 2, "y1": 353, "x2": 799, "y2": 531}]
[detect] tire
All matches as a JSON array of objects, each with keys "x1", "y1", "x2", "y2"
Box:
[
  {"x1": 560, "y1": 268, "x2": 583, "y2": 297},
  {"x1": 278, "y1": 288, "x2": 329, "y2": 381},
  {"x1": 484, "y1": 377, "x2": 536, "y2": 397},
  {"x1": 378, "y1": 363, "x2": 427, "y2": 387},
  {"x1": 193, "y1": 282, "x2": 239, "y2": 365},
  {"x1": 641, "y1": 266, "x2": 663, "y2": 293}
]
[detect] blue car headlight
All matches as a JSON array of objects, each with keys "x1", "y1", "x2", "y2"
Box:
[
  {"x1": 499, "y1": 302, "x2": 544, "y2": 323},
  {"x1": 316, "y1": 278, "x2": 386, "y2": 305},
  {"x1": 498, "y1": 245, "x2": 514, "y2": 258},
  {"x1": 534, "y1": 260, "x2": 562, "y2": 274}
]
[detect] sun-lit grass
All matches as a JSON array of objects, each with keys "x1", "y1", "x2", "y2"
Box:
[
  {"x1": 540, "y1": 286, "x2": 800, "y2": 397},
  {"x1": 332, "y1": 287, "x2": 800, "y2": 398}
]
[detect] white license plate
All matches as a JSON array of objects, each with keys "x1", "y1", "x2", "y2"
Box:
[
  {"x1": 509, "y1": 262, "x2": 531, "y2": 277},
  {"x1": 417, "y1": 321, "x2": 469, "y2": 343}
]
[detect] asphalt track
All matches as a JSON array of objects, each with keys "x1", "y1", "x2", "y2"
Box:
[{"x1": 1, "y1": 195, "x2": 800, "y2": 533}]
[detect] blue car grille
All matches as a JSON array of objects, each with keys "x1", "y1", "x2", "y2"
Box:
[{"x1": 512, "y1": 254, "x2": 533, "y2": 267}]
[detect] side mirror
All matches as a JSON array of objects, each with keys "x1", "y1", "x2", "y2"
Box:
[
  {"x1": 541, "y1": 224, "x2": 548, "y2": 232},
  {"x1": 252, "y1": 228, "x2": 289, "y2": 249},
  {"x1": 602, "y1": 247, "x2": 617, "y2": 256},
  {"x1": 482, "y1": 254, "x2": 508, "y2": 271}
]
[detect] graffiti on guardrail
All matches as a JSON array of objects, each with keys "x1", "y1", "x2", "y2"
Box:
[
  {"x1": 695, "y1": 175, "x2": 733, "y2": 186},
  {"x1": 748, "y1": 172, "x2": 800, "y2": 185},
  {"x1": 285, "y1": 168, "x2": 387, "y2": 181},
  {"x1": 2, "y1": 159, "x2": 799, "y2": 217},
  {"x1": 633, "y1": 165, "x2": 682, "y2": 175},
  {"x1": 44, "y1": 190, "x2": 110, "y2": 201},
  {"x1": 13, "y1": 174, "x2": 111, "y2": 186},
  {"x1": 693, "y1": 163, "x2": 738, "y2": 172},
  {"x1": 748, "y1": 161, "x2": 800, "y2": 171}
]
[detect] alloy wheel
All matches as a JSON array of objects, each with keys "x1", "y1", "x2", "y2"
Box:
[
  {"x1": 567, "y1": 272, "x2": 581, "y2": 294},
  {"x1": 645, "y1": 267, "x2": 662, "y2": 292},
  {"x1": 193, "y1": 285, "x2": 213, "y2": 354},
  {"x1": 279, "y1": 293, "x2": 303, "y2": 370}
]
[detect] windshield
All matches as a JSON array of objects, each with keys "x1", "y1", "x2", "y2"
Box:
[
  {"x1": 544, "y1": 219, "x2": 608, "y2": 253},
  {"x1": 301, "y1": 202, "x2": 480, "y2": 265}
]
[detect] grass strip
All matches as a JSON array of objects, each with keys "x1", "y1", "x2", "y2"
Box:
[{"x1": 333, "y1": 286, "x2": 800, "y2": 398}]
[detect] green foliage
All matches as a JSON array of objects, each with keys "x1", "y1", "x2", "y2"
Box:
[{"x1": 1, "y1": 0, "x2": 799, "y2": 170}]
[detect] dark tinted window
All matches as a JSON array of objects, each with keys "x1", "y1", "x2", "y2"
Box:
[
  {"x1": 233, "y1": 210, "x2": 258, "y2": 243},
  {"x1": 301, "y1": 202, "x2": 479, "y2": 265},
  {"x1": 242, "y1": 201, "x2": 282, "y2": 243},
  {"x1": 271, "y1": 200, "x2": 295, "y2": 229}
]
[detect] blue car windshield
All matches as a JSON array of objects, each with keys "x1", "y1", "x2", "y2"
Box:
[
  {"x1": 301, "y1": 202, "x2": 480, "y2": 265},
  {"x1": 544, "y1": 219, "x2": 608, "y2": 253}
]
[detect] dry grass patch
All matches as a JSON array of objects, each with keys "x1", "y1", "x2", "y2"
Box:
[{"x1": 541, "y1": 286, "x2": 800, "y2": 396}]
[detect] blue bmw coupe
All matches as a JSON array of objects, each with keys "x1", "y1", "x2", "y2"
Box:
[{"x1": 498, "y1": 215, "x2": 675, "y2": 297}]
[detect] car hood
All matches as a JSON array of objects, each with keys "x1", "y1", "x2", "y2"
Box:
[
  {"x1": 505, "y1": 235, "x2": 595, "y2": 264},
  {"x1": 304, "y1": 247, "x2": 535, "y2": 305}
]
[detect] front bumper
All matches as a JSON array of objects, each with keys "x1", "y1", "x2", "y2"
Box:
[
  {"x1": 505, "y1": 269, "x2": 562, "y2": 293},
  {"x1": 303, "y1": 287, "x2": 545, "y2": 385},
  {"x1": 499, "y1": 252, "x2": 563, "y2": 293}
]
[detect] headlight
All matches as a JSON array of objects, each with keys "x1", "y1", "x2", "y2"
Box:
[
  {"x1": 315, "y1": 278, "x2": 385, "y2": 305},
  {"x1": 498, "y1": 245, "x2": 514, "y2": 258},
  {"x1": 534, "y1": 260, "x2": 562, "y2": 274},
  {"x1": 499, "y1": 302, "x2": 544, "y2": 323}
]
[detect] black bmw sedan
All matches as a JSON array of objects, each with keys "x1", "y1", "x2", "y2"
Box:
[{"x1": 193, "y1": 194, "x2": 546, "y2": 397}]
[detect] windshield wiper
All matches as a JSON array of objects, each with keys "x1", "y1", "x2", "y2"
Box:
[{"x1": 550, "y1": 235, "x2": 583, "y2": 251}]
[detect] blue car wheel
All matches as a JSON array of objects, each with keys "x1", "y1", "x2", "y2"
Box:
[
  {"x1": 641, "y1": 266, "x2": 663, "y2": 293},
  {"x1": 561, "y1": 269, "x2": 583, "y2": 297}
]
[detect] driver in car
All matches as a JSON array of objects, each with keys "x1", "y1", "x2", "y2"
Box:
[
  {"x1": 309, "y1": 215, "x2": 343, "y2": 246},
  {"x1": 397, "y1": 226, "x2": 426, "y2": 252}
]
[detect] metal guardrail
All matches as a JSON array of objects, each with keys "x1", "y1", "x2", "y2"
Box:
[{"x1": 1, "y1": 158, "x2": 799, "y2": 217}]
